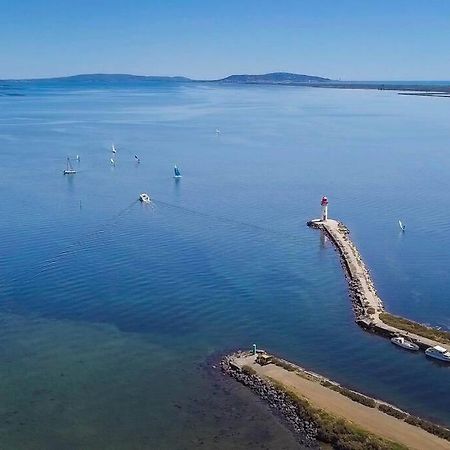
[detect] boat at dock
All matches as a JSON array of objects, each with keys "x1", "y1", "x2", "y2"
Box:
[
  {"x1": 390, "y1": 336, "x2": 419, "y2": 351},
  {"x1": 63, "y1": 157, "x2": 76, "y2": 175},
  {"x1": 139, "y1": 193, "x2": 151, "y2": 203},
  {"x1": 425, "y1": 345, "x2": 450, "y2": 362}
]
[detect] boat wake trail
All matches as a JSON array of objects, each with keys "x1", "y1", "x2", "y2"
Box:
[
  {"x1": 13, "y1": 200, "x2": 140, "y2": 287},
  {"x1": 9, "y1": 196, "x2": 299, "y2": 299},
  {"x1": 153, "y1": 199, "x2": 300, "y2": 242}
]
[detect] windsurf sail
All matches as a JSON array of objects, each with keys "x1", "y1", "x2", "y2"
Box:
[
  {"x1": 174, "y1": 165, "x2": 181, "y2": 177},
  {"x1": 110, "y1": 158, "x2": 115, "y2": 165},
  {"x1": 112, "y1": 144, "x2": 116, "y2": 153},
  {"x1": 398, "y1": 220, "x2": 405, "y2": 231}
]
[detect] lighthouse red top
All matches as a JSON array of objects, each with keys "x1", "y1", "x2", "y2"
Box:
[{"x1": 321, "y1": 196, "x2": 328, "y2": 206}]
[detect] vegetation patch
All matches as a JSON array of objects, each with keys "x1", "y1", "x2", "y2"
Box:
[
  {"x1": 329, "y1": 385, "x2": 376, "y2": 408},
  {"x1": 269, "y1": 380, "x2": 407, "y2": 450},
  {"x1": 380, "y1": 312, "x2": 450, "y2": 345},
  {"x1": 271, "y1": 357, "x2": 298, "y2": 372},
  {"x1": 377, "y1": 404, "x2": 408, "y2": 420},
  {"x1": 271, "y1": 357, "x2": 376, "y2": 408},
  {"x1": 405, "y1": 416, "x2": 450, "y2": 442}
]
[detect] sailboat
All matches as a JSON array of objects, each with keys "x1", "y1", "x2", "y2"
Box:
[
  {"x1": 173, "y1": 165, "x2": 182, "y2": 179},
  {"x1": 398, "y1": 220, "x2": 405, "y2": 232},
  {"x1": 63, "y1": 157, "x2": 77, "y2": 175},
  {"x1": 110, "y1": 158, "x2": 115, "y2": 166},
  {"x1": 112, "y1": 144, "x2": 117, "y2": 154}
]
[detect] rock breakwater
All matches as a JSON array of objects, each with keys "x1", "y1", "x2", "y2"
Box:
[
  {"x1": 221, "y1": 352, "x2": 319, "y2": 448},
  {"x1": 307, "y1": 218, "x2": 450, "y2": 354}
]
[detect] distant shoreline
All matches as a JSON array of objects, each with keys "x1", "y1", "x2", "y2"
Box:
[{"x1": 2, "y1": 72, "x2": 450, "y2": 96}]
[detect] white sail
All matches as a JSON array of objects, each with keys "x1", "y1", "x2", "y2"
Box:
[
  {"x1": 110, "y1": 158, "x2": 115, "y2": 165},
  {"x1": 112, "y1": 144, "x2": 116, "y2": 153},
  {"x1": 398, "y1": 220, "x2": 405, "y2": 231}
]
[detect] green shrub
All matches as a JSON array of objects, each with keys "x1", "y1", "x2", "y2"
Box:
[
  {"x1": 405, "y1": 416, "x2": 450, "y2": 441},
  {"x1": 330, "y1": 385, "x2": 376, "y2": 408},
  {"x1": 271, "y1": 357, "x2": 297, "y2": 372},
  {"x1": 380, "y1": 312, "x2": 450, "y2": 345},
  {"x1": 378, "y1": 404, "x2": 408, "y2": 420}
]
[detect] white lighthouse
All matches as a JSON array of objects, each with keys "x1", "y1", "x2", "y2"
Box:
[{"x1": 321, "y1": 196, "x2": 329, "y2": 221}]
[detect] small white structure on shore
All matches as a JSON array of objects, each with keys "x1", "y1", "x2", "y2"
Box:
[{"x1": 321, "y1": 196, "x2": 329, "y2": 221}]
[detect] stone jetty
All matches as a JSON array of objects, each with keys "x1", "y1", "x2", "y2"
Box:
[
  {"x1": 221, "y1": 351, "x2": 320, "y2": 447},
  {"x1": 307, "y1": 218, "x2": 450, "y2": 353},
  {"x1": 221, "y1": 350, "x2": 450, "y2": 450}
]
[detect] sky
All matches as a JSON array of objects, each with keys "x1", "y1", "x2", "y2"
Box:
[{"x1": 1, "y1": 0, "x2": 450, "y2": 80}]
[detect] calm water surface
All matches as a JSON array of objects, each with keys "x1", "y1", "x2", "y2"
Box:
[{"x1": 0, "y1": 81, "x2": 449, "y2": 449}]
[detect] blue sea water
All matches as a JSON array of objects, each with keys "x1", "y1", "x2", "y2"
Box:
[{"x1": 0, "y1": 80, "x2": 449, "y2": 449}]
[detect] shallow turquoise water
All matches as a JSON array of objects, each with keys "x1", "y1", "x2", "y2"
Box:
[{"x1": 0, "y1": 81, "x2": 449, "y2": 448}]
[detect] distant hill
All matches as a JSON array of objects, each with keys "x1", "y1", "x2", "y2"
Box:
[
  {"x1": 2, "y1": 73, "x2": 192, "y2": 83},
  {"x1": 1, "y1": 72, "x2": 334, "y2": 87},
  {"x1": 54, "y1": 74, "x2": 191, "y2": 83},
  {"x1": 215, "y1": 72, "x2": 331, "y2": 84}
]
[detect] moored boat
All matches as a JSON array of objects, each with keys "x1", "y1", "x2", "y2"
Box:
[
  {"x1": 390, "y1": 336, "x2": 419, "y2": 351},
  {"x1": 425, "y1": 345, "x2": 450, "y2": 362},
  {"x1": 139, "y1": 193, "x2": 151, "y2": 203}
]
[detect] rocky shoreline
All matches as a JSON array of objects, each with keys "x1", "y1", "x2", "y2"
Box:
[{"x1": 221, "y1": 352, "x2": 320, "y2": 448}]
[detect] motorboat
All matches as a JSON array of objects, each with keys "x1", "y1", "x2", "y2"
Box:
[
  {"x1": 390, "y1": 336, "x2": 419, "y2": 351},
  {"x1": 63, "y1": 157, "x2": 76, "y2": 175},
  {"x1": 139, "y1": 193, "x2": 151, "y2": 203},
  {"x1": 425, "y1": 345, "x2": 450, "y2": 362}
]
